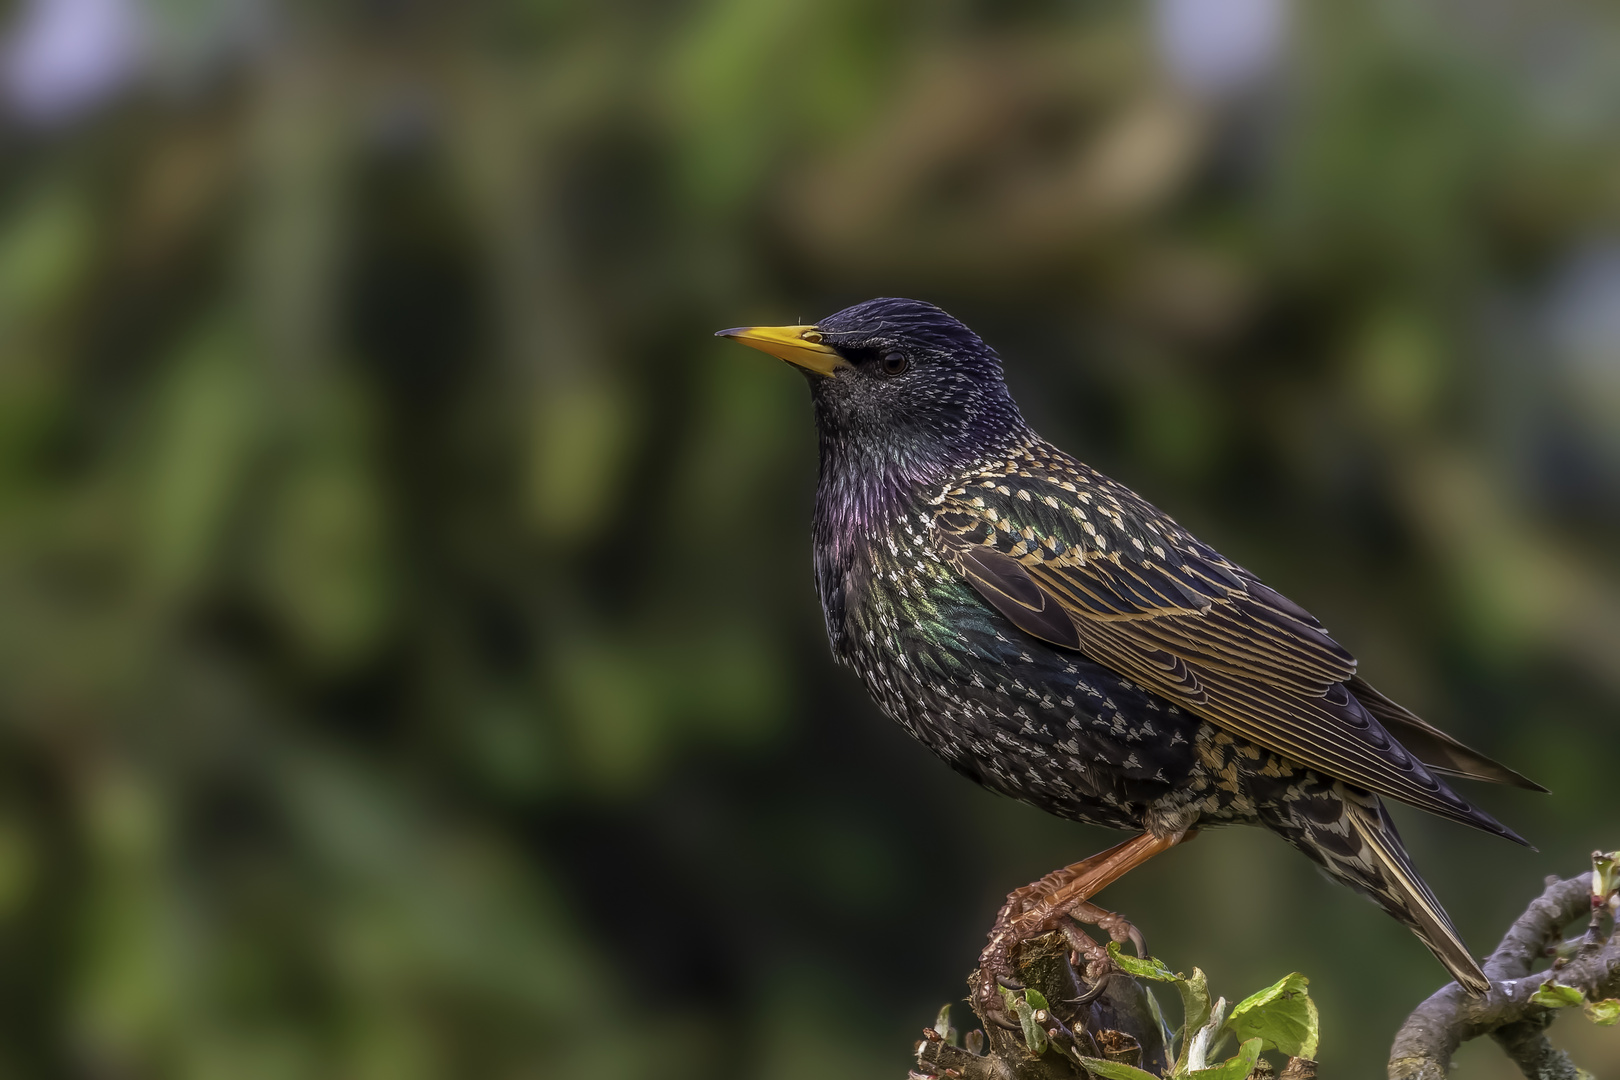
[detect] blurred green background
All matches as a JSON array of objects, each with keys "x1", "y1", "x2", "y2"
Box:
[{"x1": 0, "y1": 0, "x2": 1617, "y2": 1076}]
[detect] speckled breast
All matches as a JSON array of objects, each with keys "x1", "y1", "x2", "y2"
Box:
[{"x1": 831, "y1": 506, "x2": 1212, "y2": 832}]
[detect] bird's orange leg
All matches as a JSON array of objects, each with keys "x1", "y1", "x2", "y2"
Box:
[{"x1": 975, "y1": 829, "x2": 1197, "y2": 1025}]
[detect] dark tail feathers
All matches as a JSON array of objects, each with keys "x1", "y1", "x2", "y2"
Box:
[{"x1": 1275, "y1": 784, "x2": 1491, "y2": 996}]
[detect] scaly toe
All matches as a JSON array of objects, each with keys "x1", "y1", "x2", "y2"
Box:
[
  {"x1": 973, "y1": 970, "x2": 1023, "y2": 1031},
  {"x1": 1070, "y1": 900, "x2": 1147, "y2": 956}
]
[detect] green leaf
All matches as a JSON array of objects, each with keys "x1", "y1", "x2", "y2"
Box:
[
  {"x1": 1583, "y1": 998, "x2": 1620, "y2": 1025},
  {"x1": 1107, "y1": 940, "x2": 1180, "y2": 982},
  {"x1": 1184, "y1": 1036, "x2": 1264, "y2": 1080},
  {"x1": 1225, "y1": 972, "x2": 1319, "y2": 1059},
  {"x1": 1025, "y1": 987, "x2": 1050, "y2": 1012},
  {"x1": 1074, "y1": 1057, "x2": 1161, "y2": 1080},
  {"x1": 1001, "y1": 985, "x2": 1047, "y2": 1056},
  {"x1": 1174, "y1": 967, "x2": 1213, "y2": 1070},
  {"x1": 1531, "y1": 982, "x2": 1586, "y2": 1009}
]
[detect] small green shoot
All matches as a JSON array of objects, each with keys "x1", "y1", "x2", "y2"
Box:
[
  {"x1": 933, "y1": 1003, "x2": 958, "y2": 1046},
  {"x1": 1591, "y1": 850, "x2": 1619, "y2": 905},
  {"x1": 1000, "y1": 984, "x2": 1047, "y2": 1056},
  {"x1": 1107, "y1": 940, "x2": 1180, "y2": 982},
  {"x1": 1089, "y1": 944, "x2": 1318, "y2": 1077},
  {"x1": 1184, "y1": 1036, "x2": 1263, "y2": 1079},
  {"x1": 1173, "y1": 967, "x2": 1213, "y2": 1071},
  {"x1": 1584, "y1": 999, "x2": 1620, "y2": 1026},
  {"x1": 1531, "y1": 982, "x2": 1586, "y2": 1010}
]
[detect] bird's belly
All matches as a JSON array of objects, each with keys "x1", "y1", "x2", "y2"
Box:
[{"x1": 838, "y1": 593, "x2": 1209, "y2": 830}]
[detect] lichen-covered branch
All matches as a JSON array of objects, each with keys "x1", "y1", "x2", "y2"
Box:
[{"x1": 1388, "y1": 855, "x2": 1620, "y2": 1080}]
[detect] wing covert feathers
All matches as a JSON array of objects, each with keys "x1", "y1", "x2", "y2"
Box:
[
  {"x1": 959, "y1": 546, "x2": 1081, "y2": 650},
  {"x1": 933, "y1": 441, "x2": 1534, "y2": 844}
]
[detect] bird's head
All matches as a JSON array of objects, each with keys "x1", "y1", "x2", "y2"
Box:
[{"x1": 716, "y1": 298, "x2": 1029, "y2": 483}]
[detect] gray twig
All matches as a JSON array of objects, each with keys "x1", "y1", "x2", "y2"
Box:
[{"x1": 1388, "y1": 869, "x2": 1620, "y2": 1080}]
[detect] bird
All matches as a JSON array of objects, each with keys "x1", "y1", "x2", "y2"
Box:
[{"x1": 716, "y1": 297, "x2": 1544, "y2": 1019}]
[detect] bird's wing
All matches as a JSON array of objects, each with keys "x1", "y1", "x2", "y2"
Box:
[
  {"x1": 1346, "y1": 675, "x2": 1546, "y2": 791},
  {"x1": 931, "y1": 442, "x2": 1528, "y2": 841}
]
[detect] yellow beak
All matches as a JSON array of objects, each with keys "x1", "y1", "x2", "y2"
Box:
[{"x1": 715, "y1": 324, "x2": 849, "y2": 376}]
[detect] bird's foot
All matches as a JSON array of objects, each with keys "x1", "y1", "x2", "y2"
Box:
[
  {"x1": 1068, "y1": 900, "x2": 1145, "y2": 959},
  {"x1": 974, "y1": 894, "x2": 1148, "y2": 1027},
  {"x1": 973, "y1": 893, "x2": 1031, "y2": 1029},
  {"x1": 1061, "y1": 900, "x2": 1146, "y2": 990},
  {"x1": 970, "y1": 832, "x2": 1186, "y2": 1030}
]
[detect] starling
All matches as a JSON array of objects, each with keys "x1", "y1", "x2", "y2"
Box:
[{"x1": 717, "y1": 298, "x2": 1543, "y2": 1017}]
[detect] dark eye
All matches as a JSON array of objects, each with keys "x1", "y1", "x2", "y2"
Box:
[{"x1": 881, "y1": 351, "x2": 908, "y2": 376}]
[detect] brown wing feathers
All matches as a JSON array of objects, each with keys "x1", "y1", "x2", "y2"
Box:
[
  {"x1": 1349, "y1": 674, "x2": 1547, "y2": 792},
  {"x1": 958, "y1": 547, "x2": 1081, "y2": 650},
  {"x1": 937, "y1": 448, "x2": 1539, "y2": 842}
]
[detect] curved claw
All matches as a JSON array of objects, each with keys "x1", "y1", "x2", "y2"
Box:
[
  {"x1": 973, "y1": 981, "x2": 1025, "y2": 1030},
  {"x1": 1069, "y1": 971, "x2": 1125, "y2": 1006},
  {"x1": 995, "y1": 974, "x2": 1025, "y2": 991},
  {"x1": 1072, "y1": 901, "x2": 1147, "y2": 958},
  {"x1": 984, "y1": 1005, "x2": 1023, "y2": 1031}
]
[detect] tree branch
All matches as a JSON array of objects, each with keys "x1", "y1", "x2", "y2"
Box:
[
  {"x1": 909, "y1": 854, "x2": 1615, "y2": 1079},
  {"x1": 910, "y1": 929, "x2": 1318, "y2": 1079},
  {"x1": 912, "y1": 931, "x2": 1171, "y2": 1080},
  {"x1": 1388, "y1": 862, "x2": 1620, "y2": 1080}
]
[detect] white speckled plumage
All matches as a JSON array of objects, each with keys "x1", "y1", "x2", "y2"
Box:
[{"x1": 725, "y1": 296, "x2": 1541, "y2": 995}]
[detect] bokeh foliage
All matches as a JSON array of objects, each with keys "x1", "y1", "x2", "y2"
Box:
[{"x1": 0, "y1": 0, "x2": 1618, "y2": 1076}]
